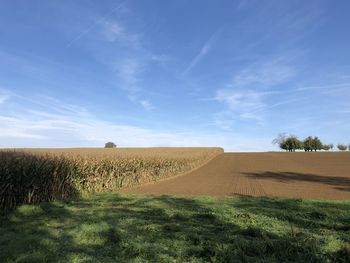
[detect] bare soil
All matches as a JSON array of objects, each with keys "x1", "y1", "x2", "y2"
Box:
[{"x1": 123, "y1": 152, "x2": 350, "y2": 200}]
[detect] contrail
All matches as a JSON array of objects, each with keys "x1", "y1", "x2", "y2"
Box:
[
  {"x1": 182, "y1": 28, "x2": 222, "y2": 76},
  {"x1": 66, "y1": 0, "x2": 129, "y2": 47}
]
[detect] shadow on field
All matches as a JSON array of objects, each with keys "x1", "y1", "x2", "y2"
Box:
[
  {"x1": 245, "y1": 171, "x2": 350, "y2": 192},
  {"x1": 1, "y1": 194, "x2": 348, "y2": 262},
  {"x1": 0, "y1": 151, "x2": 80, "y2": 210}
]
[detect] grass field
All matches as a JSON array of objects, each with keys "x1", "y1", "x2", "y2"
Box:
[{"x1": 0, "y1": 193, "x2": 349, "y2": 262}]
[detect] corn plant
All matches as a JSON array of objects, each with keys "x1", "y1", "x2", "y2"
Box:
[{"x1": 0, "y1": 147, "x2": 223, "y2": 209}]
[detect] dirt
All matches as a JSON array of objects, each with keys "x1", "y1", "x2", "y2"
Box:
[{"x1": 123, "y1": 152, "x2": 350, "y2": 200}]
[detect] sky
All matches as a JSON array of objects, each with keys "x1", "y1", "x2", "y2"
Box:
[{"x1": 0, "y1": 0, "x2": 350, "y2": 151}]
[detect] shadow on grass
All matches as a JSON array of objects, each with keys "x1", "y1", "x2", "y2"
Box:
[
  {"x1": 233, "y1": 196, "x2": 350, "y2": 231},
  {"x1": 1, "y1": 193, "x2": 349, "y2": 262},
  {"x1": 245, "y1": 171, "x2": 350, "y2": 192}
]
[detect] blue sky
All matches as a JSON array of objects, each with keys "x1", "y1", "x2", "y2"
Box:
[{"x1": 0, "y1": 0, "x2": 349, "y2": 151}]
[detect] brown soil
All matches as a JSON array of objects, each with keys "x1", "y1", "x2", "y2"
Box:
[{"x1": 123, "y1": 152, "x2": 350, "y2": 200}]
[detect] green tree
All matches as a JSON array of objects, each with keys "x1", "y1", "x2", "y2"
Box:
[
  {"x1": 322, "y1": 144, "x2": 331, "y2": 151},
  {"x1": 105, "y1": 142, "x2": 117, "y2": 148},
  {"x1": 298, "y1": 139, "x2": 304, "y2": 150},
  {"x1": 280, "y1": 141, "x2": 288, "y2": 151},
  {"x1": 311, "y1": 137, "x2": 323, "y2": 152},
  {"x1": 303, "y1": 136, "x2": 323, "y2": 152},
  {"x1": 303, "y1": 136, "x2": 313, "y2": 152},
  {"x1": 337, "y1": 144, "x2": 348, "y2": 151},
  {"x1": 283, "y1": 135, "x2": 302, "y2": 152}
]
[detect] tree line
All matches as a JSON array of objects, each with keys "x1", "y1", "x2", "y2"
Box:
[{"x1": 272, "y1": 133, "x2": 349, "y2": 152}]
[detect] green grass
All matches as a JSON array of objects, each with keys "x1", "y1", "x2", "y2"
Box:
[{"x1": 0, "y1": 193, "x2": 349, "y2": 262}]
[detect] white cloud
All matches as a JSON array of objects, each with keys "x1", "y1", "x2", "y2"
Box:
[
  {"x1": 215, "y1": 89, "x2": 266, "y2": 123},
  {"x1": 0, "y1": 116, "x2": 40, "y2": 139},
  {"x1": 150, "y1": 54, "x2": 169, "y2": 64},
  {"x1": 0, "y1": 112, "x2": 273, "y2": 151},
  {"x1": 138, "y1": 100, "x2": 154, "y2": 111},
  {"x1": 295, "y1": 82, "x2": 350, "y2": 93},
  {"x1": 117, "y1": 58, "x2": 142, "y2": 88},
  {"x1": 209, "y1": 56, "x2": 298, "y2": 129},
  {"x1": 66, "y1": 6, "x2": 161, "y2": 111},
  {"x1": 35, "y1": 96, "x2": 91, "y2": 117},
  {"x1": 0, "y1": 94, "x2": 274, "y2": 151},
  {"x1": 0, "y1": 88, "x2": 14, "y2": 105},
  {"x1": 116, "y1": 58, "x2": 155, "y2": 110},
  {"x1": 216, "y1": 89, "x2": 264, "y2": 112},
  {"x1": 231, "y1": 59, "x2": 295, "y2": 89},
  {"x1": 0, "y1": 94, "x2": 10, "y2": 105},
  {"x1": 66, "y1": 1, "x2": 129, "y2": 47},
  {"x1": 101, "y1": 20, "x2": 140, "y2": 48}
]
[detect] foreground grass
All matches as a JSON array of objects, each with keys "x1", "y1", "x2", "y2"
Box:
[{"x1": 0, "y1": 194, "x2": 349, "y2": 262}]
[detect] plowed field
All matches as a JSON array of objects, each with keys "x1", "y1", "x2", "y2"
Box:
[{"x1": 124, "y1": 152, "x2": 350, "y2": 200}]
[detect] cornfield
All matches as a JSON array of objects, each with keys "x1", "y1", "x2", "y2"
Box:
[{"x1": 0, "y1": 148, "x2": 223, "y2": 209}]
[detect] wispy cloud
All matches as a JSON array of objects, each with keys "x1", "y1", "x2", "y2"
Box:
[
  {"x1": 211, "y1": 79, "x2": 350, "y2": 130},
  {"x1": 235, "y1": 1, "x2": 325, "y2": 58},
  {"x1": 231, "y1": 58, "x2": 296, "y2": 89},
  {"x1": 66, "y1": 1, "x2": 129, "y2": 47},
  {"x1": 149, "y1": 54, "x2": 169, "y2": 64},
  {"x1": 0, "y1": 116, "x2": 45, "y2": 139},
  {"x1": 0, "y1": 92, "x2": 276, "y2": 151},
  {"x1": 115, "y1": 58, "x2": 154, "y2": 110},
  {"x1": 0, "y1": 110, "x2": 272, "y2": 151},
  {"x1": 182, "y1": 30, "x2": 221, "y2": 76},
  {"x1": 138, "y1": 100, "x2": 154, "y2": 110},
  {"x1": 213, "y1": 89, "x2": 266, "y2": 128},
  {"x1": 0, "y1": 111, "x2": 273, "y2": 151},
  {"x1": 0, "y1": 94, "x2": 158, "y2": 145},
  {"x1": 295, "y1": 82, "x2": 350, "y2": 92},
  {"x1": 216, "y1": 89, "x2": 264, "y2": 114},
  {"x1": 208, "y1": 55, "x2": 300, "y2": 128},
  {"x1": 65, "y1": 2, "x2": 165, "y2": 111},
  {"x1": 0, "y1": 92, "x2": 10, "y2": 105},
  {"x1": 117, "y1": 58, "x2": 142, "y2": 89},
  {"x1": 101, "y1": 20, "x2": 140, "y2": 48}
]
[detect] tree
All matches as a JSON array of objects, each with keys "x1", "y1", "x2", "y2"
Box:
[
  {"x1": 105, "y1": 142, "x2": 117, "y2": 148},
  {"x1": 273, "y1": 134, "x2": 301, "y2": 152},
  {"x1": 322, "y1": 144, "x2": 331, "y2": 151},
  {"x1": 280, "y1": 141, "x2": 288, "y2": 151},
  {"x1": 303, "y1": 136, "x2": 313, "y2": 152},
  {"x1": 284, "y1": 136, "x2": 302, "y2": 152},
  {"x1": 297, "y1": 139, "x2": 304, "y2": 150},
  {"x1": 272, "y1": 133, "x2": 288, "y2": 151},
  {"x1": 303, "y1": 136, "x2": 323, "y2": 152},
  {"x1": 311, "y1": 137, "x2": 323, "y2": 152},
  {"x1": 329, "y1": 144, "x2": 334, "y2": 151},
  {"x1": 337, "y1": 144, "x2": 348, "y2": 151},
  {"x1": 272, "y1": 133, "x2": 286, "y2": 145}
]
